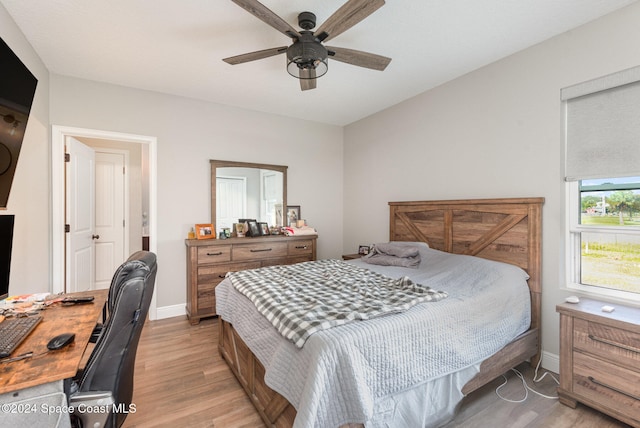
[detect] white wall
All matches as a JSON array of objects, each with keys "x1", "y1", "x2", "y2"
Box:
[
  {"x1": 0, "y1": 5, "x2": 50, "y2": 296},
  {"x1": 343, "y1": 3, "x2": 640, "y2": 362},
  {"x1": 49, "y1": 75, "x2": 344, "y2": 308}
]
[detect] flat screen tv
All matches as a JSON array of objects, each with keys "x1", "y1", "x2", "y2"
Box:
[
  {"x1": 0, "y1": 36, "x2": 38, "y2": 208},
  {"x1": 0, "y1": 214, "x2": 14, "y2": 300}
]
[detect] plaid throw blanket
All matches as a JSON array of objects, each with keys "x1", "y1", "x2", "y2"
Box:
[{"x1": 228, "y1": 259, "x2": 448, "y2": 348}]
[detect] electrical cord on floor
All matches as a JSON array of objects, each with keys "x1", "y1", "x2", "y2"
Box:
[{"x1": 495, "y1": 355, "x2": 559, "y2": 403}]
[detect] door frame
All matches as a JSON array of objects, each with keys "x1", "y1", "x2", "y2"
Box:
[{"x1": 51, "y1": 125, "x2": 158, "y2": 319}]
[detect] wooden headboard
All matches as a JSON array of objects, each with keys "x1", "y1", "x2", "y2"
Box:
[{"x1": 389, "y1": 197, "x2": 544, "y2": 344}]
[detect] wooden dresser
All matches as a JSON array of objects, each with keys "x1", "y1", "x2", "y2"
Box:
[
  {"x1": 557, "y1": 298, "x2": 640, "y2": 427},
  {"x1": 185, "y1": 235, "x2": 317, "y2": 325}
]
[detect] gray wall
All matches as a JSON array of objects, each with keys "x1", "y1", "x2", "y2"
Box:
[
  {"x1": 49, "y1": 75, "x2": 344, "y2": 309},
  {"x1": 343, "y1": 3, "x2": 640, "y2": 364},
  {"x1": 0, "y1": 4, "x2": 50, "y2": 296}
]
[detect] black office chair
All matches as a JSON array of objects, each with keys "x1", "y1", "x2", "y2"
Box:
[
  {"x1": 68, "y1": 251, "x2": 157, "y2": 428},
  {"x1": 89, "y1": 252, "x2": 144, "y2": 343}
]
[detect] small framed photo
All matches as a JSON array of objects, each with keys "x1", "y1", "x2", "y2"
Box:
[
  {"x1": 248, "y1": 220, "x2": 260, "y2": 237},
  {"x1": 286, "y1": 205, "x2": 301, "y2": 227},
  {"x1": 258, "y1": 222, "x2": 270, "y2": 236},
  {"x1": 238, "y1": 218, "x2": 256, "y2": 236},
  {"x1": 358, "y1": 245, "x2": 370, "y2": 255},
  {"x1": 195, "y1": 223, "x2": 215, "y2": 240},
  {"x1": 234, "y1": 222, "x2": 246, "y2": 237}
]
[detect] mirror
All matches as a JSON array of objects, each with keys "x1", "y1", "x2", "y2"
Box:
[{"x1": 210, "y1": 160, "x2": 287, "y2": 236}]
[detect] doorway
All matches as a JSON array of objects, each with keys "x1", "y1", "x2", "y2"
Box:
[{"x1": 51, "y1": 126, "x2": 158, "y2": 319}]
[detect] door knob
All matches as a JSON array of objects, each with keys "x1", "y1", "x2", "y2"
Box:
[{"x1": 92, "y1": 234, "x2": 100, "y2": 240}]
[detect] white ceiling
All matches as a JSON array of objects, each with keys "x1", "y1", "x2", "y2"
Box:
[{"x1": 1, "y1": 0, "x2": 637, "y2": 126}]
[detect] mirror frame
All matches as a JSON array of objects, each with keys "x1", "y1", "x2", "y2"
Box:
[{"x1": 210, "y1": 159, "x2": 288, "y2": 231}]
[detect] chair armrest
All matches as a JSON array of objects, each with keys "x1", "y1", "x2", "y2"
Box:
[{"x1": 68, "y1": 391, "x2": 114, "y2": 428}]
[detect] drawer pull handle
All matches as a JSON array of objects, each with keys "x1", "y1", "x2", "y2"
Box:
[
  {"x1": 588, "y1": 376, "x2": 640, "y2": 401},
  {"x1": 250, "y1": 248, "x2": 272, "y2": 253},
  {"x1": 218, "y1": 274, "x2": 226, "y2": 278},
  {"x1": 206, "y1": 252, "x2": 223, "y2": 256},
  {"x1": 295, "y1": 245, "x2": 308, "y2": 249},
  {"x1": 588, "y1": 334, "x2": 640, "y2": 354}
]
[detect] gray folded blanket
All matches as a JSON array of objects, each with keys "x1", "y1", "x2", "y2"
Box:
[{"x1": 362, "y1": 243, "x2": 421, "y2": 268}]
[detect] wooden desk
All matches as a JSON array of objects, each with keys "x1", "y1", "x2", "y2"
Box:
[{"x1": 0, "y1": 289, "x2": 107, "y2": 395}]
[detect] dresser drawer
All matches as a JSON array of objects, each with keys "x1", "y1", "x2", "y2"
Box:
[
  {"x1": 198, "y1": 262, "x2": 260, "y2": 285},
  {"x1": 287, "y1": 239, "x2": 313, "y2": 256},
  {"x1": 232, "y1": 242, "x2": 287, "y2": 261},
  {"x1": 197, "y1": 283, "x2": 216, "y2": 312},
  {"x1": 574, "y1": 318, "x2": 640, "y2": 369},
  {"x1": 573, "y1": 351, "x2": 640, "y2": 420},
  {"x1": 197, "y1": 245, "x2": 232, "y2": 264}
]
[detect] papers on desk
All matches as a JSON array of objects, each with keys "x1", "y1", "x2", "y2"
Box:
[
  {"x1": 4, "y1": 293, "x2": 51, "y2": 303},
  {"x1": 1, "y1": 293, "x2": 51, "y2": 315}
]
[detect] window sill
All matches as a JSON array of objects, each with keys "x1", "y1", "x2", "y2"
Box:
[{"x1": 561, "y1": 284, "x2": 640, "y2": 308}]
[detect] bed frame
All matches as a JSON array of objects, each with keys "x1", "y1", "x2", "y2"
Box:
[{"x1": 218, "y1": 197, "x2": 544, "y2": 428}]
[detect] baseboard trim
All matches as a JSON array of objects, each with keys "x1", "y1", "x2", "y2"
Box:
[
  {"x1": 541, "y1": 350, "x2": 559, "y2": 374},
  {"x1": 156, "y1": 303, "x2": 186, "y2": 320}
]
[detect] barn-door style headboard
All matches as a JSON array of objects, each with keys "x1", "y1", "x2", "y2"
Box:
[{"x1": 389, "y1": 197, "x2": 544, "y2": 337}]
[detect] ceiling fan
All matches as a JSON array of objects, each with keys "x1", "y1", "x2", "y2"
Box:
[{"x1": 223, "y1": 0, "x2": 391, "y2": 91}]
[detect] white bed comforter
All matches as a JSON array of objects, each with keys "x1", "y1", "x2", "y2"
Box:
[{"x1": 215, "y1": 243, "x2": 531, "y2": 428}]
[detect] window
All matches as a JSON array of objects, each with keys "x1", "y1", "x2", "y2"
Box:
[
  {"x1": 567, "y1": 177, "x2": 640, "y2": 298},
  {"x1": 563, "y1": 66, "x2": 640, "y2": 301}
]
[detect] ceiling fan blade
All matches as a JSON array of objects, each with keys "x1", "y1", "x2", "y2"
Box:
[
  {"x1": 232, "y1": 0, "x2": 301, "y2": 40},
  {"x1": 223, "y1": 46, "x2": 287, "y2": 65},
  {"x1": 326, "y1": 46, "x2": 391, "y2": 71},
  {"x1": 315, "y1": 0, "x2": 385, "y2": 42},
  {"x1": 299, "y1": 68, "x2": 317, "y2": 91}
]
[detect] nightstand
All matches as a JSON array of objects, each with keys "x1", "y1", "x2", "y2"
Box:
[{"x1": 557, "y1": 298, "x2": 640, "y2": 427}]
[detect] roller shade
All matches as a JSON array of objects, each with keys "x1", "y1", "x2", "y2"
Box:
[{"x1": 562, "y1": 65, "x2": 640, "y2": 181}]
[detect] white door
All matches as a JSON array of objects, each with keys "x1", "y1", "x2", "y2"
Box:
[
  {"x1": 216, "y1": 176, "x2": 246, "y2": 234},
  {"x1": 66, "y1": 137, "x2": 95, "y2": 292},
  {"x1": 94, "y1": 152, "x2": 126, "y2": 290}
]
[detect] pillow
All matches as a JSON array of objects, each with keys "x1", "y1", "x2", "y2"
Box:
[
  {"x1": 390, "y1": 241, "x2": 429, "y2": 249},
  {"x1": 362, "y1": 242, "x2": 422, "y2": 268}
]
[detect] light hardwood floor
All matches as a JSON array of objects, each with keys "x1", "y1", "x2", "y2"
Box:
[{"x1": 124, "y1": 316, "x2": 630, "y2": 428}]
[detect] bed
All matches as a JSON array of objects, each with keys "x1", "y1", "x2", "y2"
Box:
[{"x1": 216, "y1": 197, "x2": 543, "y2": 427}]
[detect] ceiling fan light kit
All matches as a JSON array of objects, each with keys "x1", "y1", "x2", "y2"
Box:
[
  {"x1": 224, "y1": 0, "x2": 391, "y2": 91},
  {"x1": 286, "y1": 31, "x2": 328, "y2": 80}
]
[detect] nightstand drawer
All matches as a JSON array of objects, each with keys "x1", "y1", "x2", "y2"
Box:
[
  {"x1": 573, "y1": 352, "x2": 640, "y2": 419},
  {"x1": 197, "y1": 245, "x2": 232, "y2": 264},
  {"x1": 233, "y1": 242, "x2": 287, "y2": 261},
  {"x1": 574, "y1": 318, "x2": 640, "y2": 369}
]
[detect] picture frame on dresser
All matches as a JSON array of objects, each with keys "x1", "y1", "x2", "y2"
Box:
[
  {"x1": 238, "y1": 219, "x2": 256, "y2": 236},
  {"x1": 286, "y1": 205, "x2": 300, "y2": 227},
  {"x1": 195, "y1": 223, "x2": 214, "y2": 240},
  {"x1": 248, "y1": 220, "x2": 260, "y2": 237},
  {"x1": 258, "y1": 222, "x2": 269, "y2": 236}
]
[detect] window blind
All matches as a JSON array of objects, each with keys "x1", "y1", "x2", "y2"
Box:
[{"x1": 562, "y1": 65, "x2": 640, "y2": 181}]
